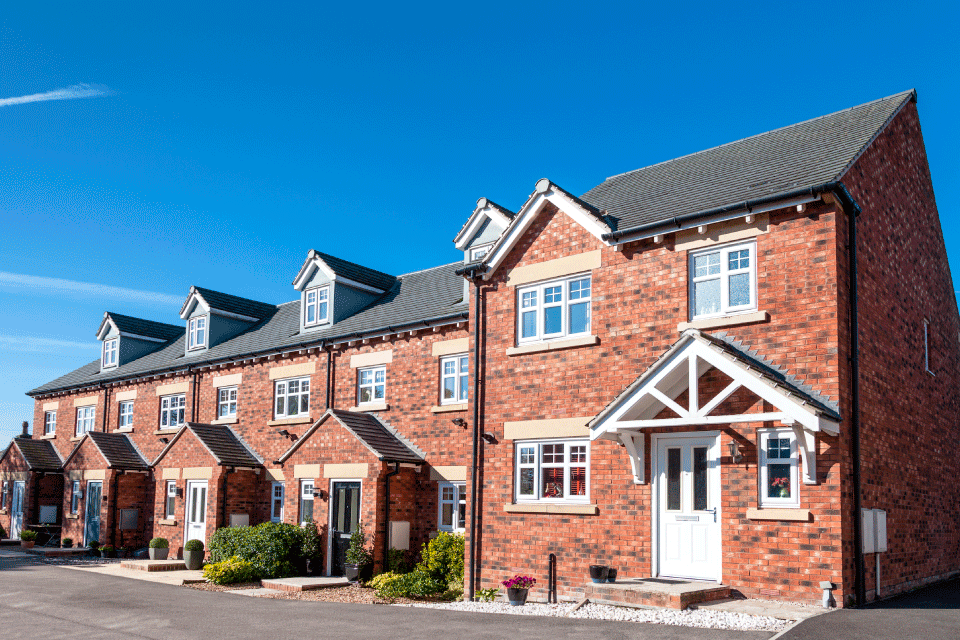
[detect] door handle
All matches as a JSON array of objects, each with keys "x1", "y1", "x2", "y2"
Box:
[{"x1": 704, "y1": 508, "x2": 717, "y2": 522}]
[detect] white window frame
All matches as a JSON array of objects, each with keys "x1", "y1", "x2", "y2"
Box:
[
  {"x1": 271, "y1": 482, "x2": 285, "y2": 523},
  {"x1": 924, "y1": 318, "x2": 934, "y2": 375},
  {"x1": 188, "y1": 316, "x2": 207, "y2": 350},
  {"x1": 274, "y1": 377, "x2": 310, "y2": 419},
  {"x1": 516, "y1": 274, "x2": 592, "y2": 344},
  {"x1": 165, "y1": 481, "x2": 177, "y2": 519},
  {"x1": 758, "y1": 428, "x2": 800, "y2": 508},
  {"x1": 440, "y1": 354, "x2": 468, "y2": 405},
  {"x1": 102, "y1": 338, "x2": 118, "y2": 368},
  {"x1": 218, "y1": 386, "x2": 238, "y2": 419},
  {"x1": 44, "y1": 411, "x2": 56, "y2": 435},
  {"x1": 514, "y1": 439, "x2": 590, "y2": 504},
  {"x1": 75, "y1": 406, "x2": 96, "y2": 437},
  {"x1": 71, "y1": 481, "x2": 82, "y2": 514},
  {"x1": 689, "y1": 240, "x2": 757, "y2": 320},
  {"x1": 470, "y1": 244, "x2": 492, "y2": 261},
  {"x1": 357, "y1": 365, "x2": 386, "y2": 405},
  {"x1": 159, "y1": 394, "x2": 186, "y2": 430},
  {"x1": 304, "y1": 286, "x2": 330, "y2": 327},
  {"x1": 300, "y1": 479, "x2": 314, "y2": 525},
  {"x1": 1, "y1": 482, "x2": 8, "y2": 510},
  {"x1": 437, "y1": 481, "x2": 466, "y2": 532},
  {"x1": 118, "y1": 401, "x2": 134, "y2": 430}
]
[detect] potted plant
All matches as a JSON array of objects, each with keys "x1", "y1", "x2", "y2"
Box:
[
  {"x1": 148, "y1": 537, "x2": 169, "y2": 560},
  {"x1": 501, "y1": 575, "x2": 536, "y2": 606},
  {"x1": 183, "y1": 539, "x2": 204, "y2": 570},
  {"x1": 343, "y1": 522, "x2": 373, "y2": 583},
  {"x1": 117, "y1": 546, "x2": 128, "y2": 558},
  {"x1": 88, "y1": 540, "x2": 101, "y2": 557},
  {"x1": 19, "y1": 530, "x2": 37, "y2": 549},
  {"x1": 61, "y1": 537, "x2": 73, "y2": 548},
  {"x1": 101, "y1": 545, "x2": 116, "y2": 558},
  {"x1": 301, "y1": 520, "x2": 322, "y2": 576},
  {"x1": 606, "y1": 567, "x2": 618, "y2": 583},
  {"x1": 589, "y1": 564, "x2": 608, "y2": 583}
]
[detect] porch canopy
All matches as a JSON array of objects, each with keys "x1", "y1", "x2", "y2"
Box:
[{"x1": 588, "y1": 329, "x2": 840, "y2": 485}]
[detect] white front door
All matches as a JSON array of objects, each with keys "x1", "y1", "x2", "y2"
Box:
[
  {"x1": 655, "y1": 434, "x2": 721, "y2": 581},
  {"x1": 185, "y1": 481, "x2": 208, "y2": 544},
  {"x1": 11, "y1": 481, "x2": 25, "y2": 539}
]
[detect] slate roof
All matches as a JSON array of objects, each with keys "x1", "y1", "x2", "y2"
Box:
[
  {"x1": 103, "y1": 312, "x2": 183, "y2": 342},
  {"x1": 29, "y1": 262, "x2": 468, "y2": 396},
  {"x1": 314, "y1": 251, "x2": 398, "y2": 292},
  {"x1": 192, "y1": 286, "x2": 276, "y2": 320},
  {"x1": 86, "y1": 432, "x2": 150, "y2": 469},
  {"x1": 10, "y1": 438, "x2": 63, "y2": 471},
  {"x1": 152, "y1": 423, "x2": 263, "y2": 467},
  {"x1": 579, "y1": 90, "x2": 914, "y2": 235},
  {"x1": 278, "y1": 408, "x2": 425, "y2": 464}
]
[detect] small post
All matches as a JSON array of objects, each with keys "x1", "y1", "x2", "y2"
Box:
[
  {"x1": 548, "y1": 553, "x2": 557, "y2": 604},
  {"x1": 820, "y1": 581, "x2": 836, "y2": 608}
]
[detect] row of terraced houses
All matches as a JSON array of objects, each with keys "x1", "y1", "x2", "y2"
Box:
[{"x1": 2, "y1": 89, "x2": 958, "y2": 607}]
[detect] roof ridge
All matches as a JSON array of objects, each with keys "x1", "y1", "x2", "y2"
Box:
[
  {"x1": 396, "y1": 260, "x2": 463, "y2": 279},
  {"x1": 105, "y1": 311, "x2": 183, "y2": 330},
  {"x1": 192, "y1": 285, "x2": 275, "y2": 307}
]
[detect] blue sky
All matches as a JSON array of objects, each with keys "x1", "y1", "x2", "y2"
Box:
[{"x1": 1, "y1": 2, "x2": 958, "y2": 443}]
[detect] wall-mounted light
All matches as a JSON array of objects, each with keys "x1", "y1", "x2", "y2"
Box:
[
  {"x1": 278, "y1": 429, "x2": 298, "y2": 441},
  {"x1": 312, "y1": 489, "x2": 327, "y2": 500},
  {"x1": 451, "y1": 418, "x2": 467, "y2": 428},
  {"x1": 481, "y1": 432, "x2": 497, "y2": 445},
  {"x1": 159, "y1": 437, "x2": 170, "y2": 444},
  {"x1": 176, "y1": 487, "x2": 184, "y2": 498},
  {"x1": 727, "y1": 440, "x2": 743, "y2": 463}
]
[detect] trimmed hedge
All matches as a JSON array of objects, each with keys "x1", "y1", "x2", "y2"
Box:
[
  {"x1": 209, "y1": 522, "x2": 307, "y2": 579},
  {"x1": 149, "y1": 537, "x2": 169, "y2": 549},
  {"x1": 203, "y1": 557, "x2": 258, "y2": 585},
  {"x1": 184, "y1": 538, "x2": 204, "y2": 552}
]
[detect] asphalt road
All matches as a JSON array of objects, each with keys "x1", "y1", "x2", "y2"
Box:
[{"x1": 0, "y1": 555, "x2": 772, "y2": 640}]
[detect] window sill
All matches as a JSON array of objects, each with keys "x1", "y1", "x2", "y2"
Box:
[
  {"x1": 65, "y1": 514, "x2": 79, "y2": 520},
  {"x1": 211, "y1": 417, "x2": 238, "y2": 425},
  {"x1": 157, "y1": 518, "x2": 178, "y2": 526},
  {"x1": 267, "y1": 416, "x2": 313, "y2": 426},
  {"x1": 153, "y1": 428, "x2": 180, "y2": 436},
  {"x1": 503, "y1": 503, "x2": 598, "y2": 515},
  {"x1": 431, "y1": 404, "x2": 468, "y2": 413},
  {"x1": 678, "y1": 311, "x2": 769, "y2": 332},
  {"x1": 506, "y1": 335, "x2": 600, "y2": 357},
  {"x1": 349, "y1": 404, "x2": 389, "y2": 412},
  {"x1": 112, "y1": 427, "x2": 134, "y2": 433},
  {"x1": 39, "y1": 434, "x2": 56, "y2": 440},
  {"x1": 746, "y1": 508, "x2": 811, "y2": 522},
  {"x1": 70, "y1": 436, "x2": 84, "y2": 442}
]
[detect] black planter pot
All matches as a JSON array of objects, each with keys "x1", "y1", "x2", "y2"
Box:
[
  {"x1": 589, "y1": 565, "x2": 609, "y2": 583},
  {"x1": 507, "y1": 588, "x2": 529, "y2": 606},
  {"x1": 606, "y1": 568, "x2": 618, "y2": 583},
  {"x1": 344, "y1": 563, "x2": 360, "y2": 582}
]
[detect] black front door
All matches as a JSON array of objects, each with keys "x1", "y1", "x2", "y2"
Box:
[{"x1": 331, "y1": 481, "x2": 361, "y2": 576}]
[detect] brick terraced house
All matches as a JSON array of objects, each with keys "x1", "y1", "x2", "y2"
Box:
[{"x1": 2, "y1": 89, "x2": 957, "y2": 608}]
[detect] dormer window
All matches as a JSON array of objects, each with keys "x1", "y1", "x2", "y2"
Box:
[
  {"x1": 304, "y1": 286, "x2": 329, "y2": 327},
  {"x1": 102, "y1": 338, "x2": 118, "y2": 368},
  {"x1": 188, "y1": 316, "x2": 207, "y2": 350},
  {"x1": 470, "y1": 244, "x2": 493, "y2": 261}
]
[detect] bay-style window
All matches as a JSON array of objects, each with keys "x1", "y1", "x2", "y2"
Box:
[
  {"x1": 159, "y1": 394, "x2": 186, "y2": 429},
  {"x1": 517, "y1": 275, "x2": 591, "y2": 344},
  {"x1": 188, "y1": 316, "x2": 207, "y2": 350},
  {"x1": 358, "y1": 366, "x2": 386, "y2": 405},
  {"x1": 44, "y1": 411, "x2": 56, "y2": 435},
  {"x1": 102, "y1": 338, "x2": 118, "y2": 368},
  {"x1": 218, "y1": 386, "x2": 238, "y2": 419},
  {"x1": 689, "y1": 241, "x2": 757, "y2": 319},
  {"x1": 515, "y1": 439, "x2": 589, "y2": 503},
  {"x1": 440, "y1": 355, "x2": 468, "y2": 404},
  {"x1": 118, "y1": 401, "x2": 134, "y2": 429},
  {"x1": 304, "y1": 286, "x2": 330, "y2": 327},
  {"x1": 438, "y1": 482, "x2": 466, "y2": 532},
  {"x1": 275, "y1": 377, "x2": 310, "y2": 418},
  {"x1": 75, "y1": 406, "x2": 96, "y2": 436},
  {"x1": 759, "y1": 428, "x2": 799, "y2": 508},
  {"x1": 300, "y1": 480, "x2": 314, "y2": 524}
]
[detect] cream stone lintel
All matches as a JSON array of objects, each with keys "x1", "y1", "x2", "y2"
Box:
[
  {"x1": 114, "y1": 390, "x2": 138, "y2": 402},
  {"x1": 503, "y1": 417, "x2": 591, "y2": 440},
  {"x1": 155, "y1": 382, "x2": 189, "y2": 396},
  {"x1": 213, "y1": 373, "x2": 242, "y2": 388},
  {"x1": 182, "y1": 467, "x2": 213, "y2": 480},
  {"x1": 505, "y1": 335, "x2": 599, "y2": 356},
  {"x1": 294, "y1": 464, "x2": 321, "y2": 479},
  {"x1": 0, "y1": 471, "x2": 29, "y2": 481},
  {"x1": 157, "y1": 519, "x2": 177, "y2": 526},
  {"x1": 83, "y1": 470, "x2": 106, "y2": 481},
  {"x1": 506, "y1": 250, "x2": 601, "y2": 287},
  {"x1": 503, "y1": 503, "x2": 598, "y2": 515},
  {"x1": 267, "y1": 417, "x2": 313, "y2": 427},
  {"x1": 746, "y1": 508, "x2": 812, "y2": 522},
  {"x1": 677, "y1": 311, "x2": 770, "y2": 332},
  {"x1": 324, "y1": 463, "x2": 369, "y2": 478},
  {"x1": 64, "y1": 514, "x2": 78, "y2": 520},
  {"x1": 429, "y1": 466, "x2": 467, "y2": 482},
  {"x1": 74, "y1": 396, "x2": 99, "y2": 407},
  {"x1": 39, "y1": 434, "x2": 56, "y2": 440},
  {"x1": 153, "y1": 429, "x2": 179, "y2": 436},
  {"x1": 674, "y1": 213, "x2": 769, "y2": 251},
  {"x1": 42, "y1": 401, "x2": 59, "y2": 411},
  {"x1": 161, "y1": 468, "x2": 180, "y2": 480},
  {"x1": 266, "y1": 469, "x2": 285, "y2": 481},
  {"x1": 431, "y1": 404, "x2": 468, "y2": 413},
  {"x1": 349, "y1": 404, "x2": 388, "y2": 412},
  {"x1": 350, "y1": 350, "x2": 393, "y2": 369},
  {"x1": 69, "y1": 436, "x2": 84, "y2": 442},
  {"x1": 432, "y1": 338, "x2": 469, "y2": 357},
  {"x1": 269, "y1": 362, "x2": 316, "y2": 380}
]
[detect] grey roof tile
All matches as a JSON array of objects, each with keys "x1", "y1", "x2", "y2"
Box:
[
  {"x1": 104, "y1": 312, "x2": 183, "y2": 342},
  {"x1": 314, "y1": 252, "x2": 397, "y2": 292},
  {"x1": 186, "y1": 423, "x2": 262, "y2": 467},
  {"x1": 84, "y1": 432, "x2": 150, "y2": 469},
  {"x1": 278, "y1": 408, "x2": 424, "y2": 464},
  {"x1": 11, "y1": 438, "x2": 63, "y2": 471},
  {"x1": 192, "y1": 287, "x2": 276, "y2": 320}
]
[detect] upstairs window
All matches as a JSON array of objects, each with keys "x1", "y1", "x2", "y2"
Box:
[
  {"x1": 304, "y1": 286, "x2": 330, "y2": 327},
  {"x1": 438, "y1": 482, "x2": 466, "y2": 532},
  {"x1": 358, "y1": 366, "x2": 386, "y2": 405},
  {"x1": 71, "y1": 481, "x2": 81, "y2": 514},
  {"x1": 159, "y1": 394, "x2": 186, "y2": 430},
  {"x1": 689, "y1": 241, "x2": 757, "y2": 319},
  {"x1": 188, "y1": 316, "x2": 207, "y2": 350},
  {"x1": 275, "y1": 377, "x2": 310, "y2": 418},
  {"x1": 118, "y1": 402, "x2": 134, "y2": 429},
  {"x1": 517, "y1": 275, "x2": 592, "y2": 344},
  {"x1": 102, "y1": 338, "x2": 118, "y2": 368},
  {"x1": 440, "y1": 355, "x2": 468, "y2": 405},
  {"x1": 759, "y1": 429, "x2": 799, "y2": 508},
  {"x1": 218, "y1": 387, "x2": 238, "y2": 419},
  {"x1": 44, "y1": 411, "x2": 56, "y2": 436},
  {"x1": 515, "y1": 439, "x2": 589, "y2": 504},
  {"x1": 76, "y1": 406, "x2": 96, "y2": 436}
]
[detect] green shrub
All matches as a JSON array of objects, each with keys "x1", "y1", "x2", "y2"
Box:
[
  {"x1": 368, "y1": 571, "x2": 401, "y2": 591},
  {"x1": 475, "y1": 587, "x2": 499, "y2": 603},
  {"x1": 184, "y1": 539, "x2": 204, "y2": 552},
  {"x1": 202, "y1": 556, "x2": 258, "y2": 585},
  {"x1": 209, "y1": 522, "x2": 305, "y2": 579},
  {"x1": 61, "y1": 537, "x2": 73, "y2": 547},
  {"x1": 374, "y1": 570, "x2": 446, "y2": 599},
  {"x1": 149, "y1": 537, "x2": 169, "y2": 549},
  {"x1": 387, "y1": 547, "x2": 412, "y2": 574},
  {"x1": 19, "y1": 530, "x2": 37, "y2": 542},
  {"x1": 300, "y1": 520, "x2": 321, "y2": 559},
  {"x1": 345, "y1": 522, "x2": 372, "y2": 566},
  {"x1": 101, "y1": 545, "x2": 114, "y2": 553},
  {"x1": 416, "y1": 531, "x2": 464, "y2": 584}
]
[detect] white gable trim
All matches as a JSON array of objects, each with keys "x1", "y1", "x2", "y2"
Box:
[
  {"x1": 179, "y1": 288, "x2": 211, "y2": 320},
  {"x1": 482, "y1": 179, "x2": 613, "y2": 280},
  {"x1": 454, "y1": 198, "x2": 513, "y2": 249},
  {"x1": 292, "y1": 250, "x2": 386, "y2": 294},
  {"x1": 96, "y1": 314, "x2": 117, "y2": 341}
]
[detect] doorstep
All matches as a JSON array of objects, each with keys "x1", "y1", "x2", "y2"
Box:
[
  {"x1": 260, "y1": 576, "x2": 351, "y2": 592},
  {"x1": 120, "y1": 559, "x2": 187, "y2": 572},
  {"x1": 582, "y1": 577, "x2": 730, "y2": 610}
]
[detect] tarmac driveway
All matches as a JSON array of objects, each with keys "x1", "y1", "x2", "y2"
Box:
[
  {"x1": 0, "y1": 554, "x2": 774, "y2": 640},
  {"x1": 781, "y1": 578, "x2": 960, "y2": 640}
]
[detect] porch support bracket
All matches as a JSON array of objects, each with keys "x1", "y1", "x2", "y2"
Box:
[
  {"x1": 620, "y1": 432, "x2": 645, "y2": 484},
  {"x1": 790, "y1": 422, "x2": 819, "y2": 485}
]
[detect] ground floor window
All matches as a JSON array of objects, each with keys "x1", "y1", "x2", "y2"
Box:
[
  {"x1": 272, "y1": 482, "x2": 285, "y2": 523},
  {"x1": 71, "y1": 481, "x2": 82, "y2": 515},
  {"x1": 438, "y1": 482, "x2": 466, "y2": 532},
  {"x1": 1, "y1": 482, "x2": 7, "y2": 510},
  {"x1": 759, "y1": 428, "x2": 799, "y2": 508},
  {"x1": 515, "y1": 439, "x2": 589, "y2": 503},
  {"x1": 165, "y1": 481, "x2": 177, "y2": 518},
  {"x1": 300, "y1": 480, "x2": 314, "y2": 524}
]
